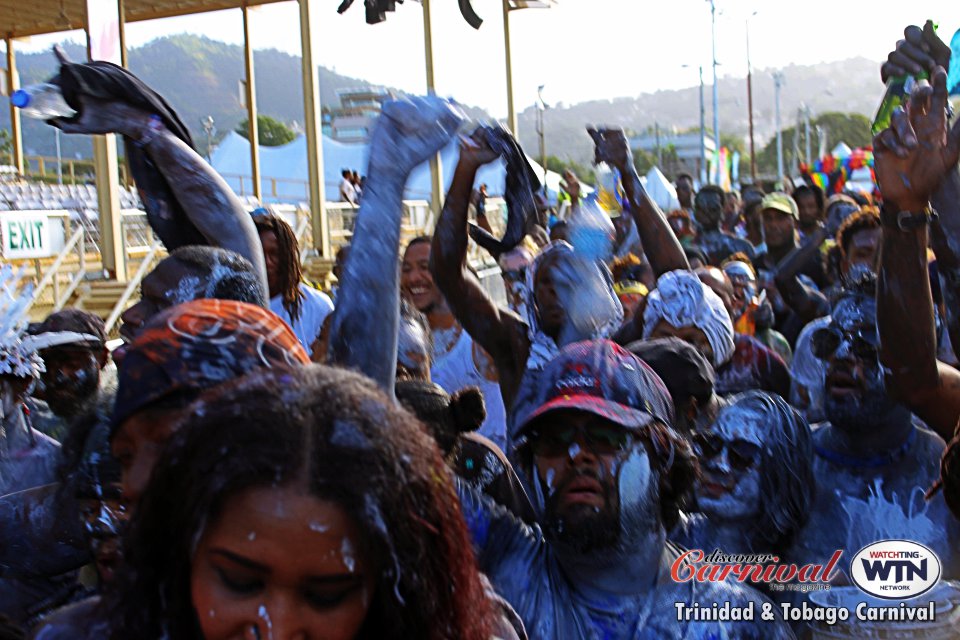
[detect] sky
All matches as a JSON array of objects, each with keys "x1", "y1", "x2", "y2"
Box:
[{"x1": 9, "y1": 0, "x2": 959, "y2": 118}]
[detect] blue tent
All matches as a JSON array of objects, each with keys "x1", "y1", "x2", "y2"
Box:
[{"x1": 210, "y1": 131, "x2": 588, "y2": 205}]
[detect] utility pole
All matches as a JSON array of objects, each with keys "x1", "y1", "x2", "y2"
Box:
[
  {"x1": 699, "y1": 66, "x2": 707, "y2": 186},
  {"x1": 685, "y1": 63, "x2": 708, "y2": 186},
  {"x1": 803, "y1": 104, "x2": 812, "y2": 165},
  {"x1": 746, "y1": 11, "x2": 758, "y2": 181},
  {"x1": 709, "y1": 0, "x2": 720, "y2": 185},
  {"x1": 655, "y1": 122, "x2": 662, "y2": 166},
  {"x1": 536, "y1": 85, "x2": 547, "y2": 196},
  {"x1": 202, "y1": 116, "x2": 216, "y2": 162},
  {"x1": 773, "y1": 72, "x2": 785, "y2": 184}
]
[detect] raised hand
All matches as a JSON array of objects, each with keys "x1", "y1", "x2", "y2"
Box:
[
  {"x1": 457, "y1": 129, "x2": 499, "y2": 170},
  {"x1": 49, "y1": 93, "x2": 154, "y2": 140},
  {"x1": 873, "y1": 67, "x2": 960, "y2": 212},
  {"x1": 881, "y1": 21, "x2": 951, "y2": 83},
  {"x1": 367, "y1": 96, "x2": 465, "y2": 176},
  {"x1": 560, "y1": 169, "x2": 581, "y2": 202},
  {"x1": 587, "y1": 126, "x2": 632, "y2": 172}
]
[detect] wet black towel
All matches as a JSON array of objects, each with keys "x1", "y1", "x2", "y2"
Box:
[
  {"x1": 467, "y1": 125, "x2": 541, "y2": 258},
  {"x1": 54, "y1": 59, "x2": 207, "y2": 251},
  {"x1": 336, "y1": 0, "x2": 481, "y2": 29}
]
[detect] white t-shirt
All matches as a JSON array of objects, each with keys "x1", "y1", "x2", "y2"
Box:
[
  {"x1": 270, "y1": 284, "x2": 334, "y2": 356},
  {"x1": 340, "y1": 178, "x2": 357, "y2": 205}
]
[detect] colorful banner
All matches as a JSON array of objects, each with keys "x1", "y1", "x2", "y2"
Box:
[{"x1": 800, "y1": 147, "x2": 876, "y2": 197}]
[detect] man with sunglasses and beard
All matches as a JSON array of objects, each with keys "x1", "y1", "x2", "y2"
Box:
[
  {"x1": 789, "y1": 272, "x2": 960, "y2": 575},
  {"x1": 458, "y1": 339, "x2": 792, "y2": 639}
]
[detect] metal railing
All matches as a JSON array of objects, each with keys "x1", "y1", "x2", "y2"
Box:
[
  {"x1": 21, "y1": 224, "x2": 87, "y2": 316},
  {"x1": 104, "y1": 240, "x2": 164, "y2": 333},
  {"x1": 220, "y1": 173, "x2": 312, "y2": 202},
  {"x1": 23, "y1": 154, "x2": 128, "y2": 185}
]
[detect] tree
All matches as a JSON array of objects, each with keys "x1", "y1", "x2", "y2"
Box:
[
  {"x1": 632, "y1": 148, "x2": 656, "y2": 175},
  {"x1": 0, "y1": 129, "x2": 11, "y2": 164},
  {"x1": 756, "y1": 112, "x2": 871, "y2": 176},
  {"x1": 544, "y1": 154, "x2": 596, "y2": 186},
  {"x1": 236, "y1": 114, "x2": 297, "y2": 147}
]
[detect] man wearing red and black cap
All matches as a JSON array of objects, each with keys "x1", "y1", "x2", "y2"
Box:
[{"x1": 458, "y1": 339, "x2": 791, "y2": 639}]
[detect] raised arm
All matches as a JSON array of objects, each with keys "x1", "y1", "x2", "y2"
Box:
[
  {"x1": 773, "y1": 226, "x2": 831, "y2": 323},
  {"x1": 874, "y1": 67, "x2": 960, "y2": 439},
  {"x1": 588, "y1": 127, "x2": 689, "y2": 275},
  {"x1": 431, "y1": 134, "x2": 525, "y2": 368},
  {"x1": 930, "y1": 169, "x2": 960, "y2": 360},
  {"x1": 328, "y1": 97, "x2": 463, "y2": 391},
  {"x1": 51, "y1": 94, "x2": 267, "y2": 291}
]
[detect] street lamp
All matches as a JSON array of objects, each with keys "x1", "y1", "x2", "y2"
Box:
[
  {"x1": 536, "y1": 85, "x2": 548, "y2": 195},
  {"x1": 682, "y1": 64, "x2": 708, "y2": 186},
  {"x1": 708, "y1": 0, "x2": 720, "y2": 185},
  {"x1": 746, "y1": 10, "x2": 758, "y2": 181},
  {"x1": 201, "y1": 115, "x2": 216, "y2": 162},
  {"x1": 503, "y1": 0, "x2": 557, "y2": 136},
  {"x1": 773, "y1": 71, "x2": 785, "y2": 184}
]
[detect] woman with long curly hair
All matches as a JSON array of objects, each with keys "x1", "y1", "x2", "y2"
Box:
[{"x1": 104, "y1": 364, "x2": 498, "y2": 640}]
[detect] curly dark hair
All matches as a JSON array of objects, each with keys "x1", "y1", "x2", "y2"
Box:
[
  {"x1": 830, "y1": 267, "x2": 877, "y2": 309},
  {"x1": 395, "y1": 380, "x2": 485, "y2": 456},
  {"x1": 253, "y1": 214, "x2": 305, "y2": 322},
  {"x1": 105, "y1": 365, "x2": 496, "y2": 640},
  {"x1": 169, "y1": 246, "x2": 266, "y2": 307},
  {"x1": 644, "y1": 421, "x2": 700, "y2": 531},
  {"x1": 792, "y1": 184, "x2": 825, "y2": 215},
  {"x1": 836, "y1": 207, "x2": 880, "y2": 259}
]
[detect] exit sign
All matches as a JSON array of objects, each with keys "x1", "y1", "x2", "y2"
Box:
[{"x1": 2, "y1": 212, "x2": 61, "y2": 259}]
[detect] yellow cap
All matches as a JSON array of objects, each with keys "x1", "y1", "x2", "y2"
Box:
[{"x1": 761, "y1": 192, "x2": 799, "y2": 219}]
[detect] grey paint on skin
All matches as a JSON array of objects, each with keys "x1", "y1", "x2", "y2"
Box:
[
  {"x1": 694, "y1": 405, "x2": 763, "y2": 523},
  {"x1": 458, "y1": 439, "x2": 793, "y2": 638},
  {"x1": 327, "y1": 96, "x2": 464, "y2": 394},
  {"x1": 792, "y1": 297, "x2": 960, "y2": 580}
]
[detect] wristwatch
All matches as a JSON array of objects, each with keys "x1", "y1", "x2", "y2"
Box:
[{"x1": 880, "y1": 204, "x2": 938, "y2": 231}]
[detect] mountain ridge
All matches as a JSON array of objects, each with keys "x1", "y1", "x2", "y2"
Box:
[{"x1": 3, "y1": 36, "x2": 885, "y2": 170}]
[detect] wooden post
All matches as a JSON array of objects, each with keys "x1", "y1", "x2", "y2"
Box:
[
  {"x1": 422, "y1": 0, "x2": 444, "y2": 214},
  {"x1": 6, "y1": 36, "x2": 24, "y2": 177},
  {"x1": 242, "y1": 3, "x2": 262, "y2": 202},
  {"x1": 299, "y1": 0, "x2": 329, "y2": 257}
]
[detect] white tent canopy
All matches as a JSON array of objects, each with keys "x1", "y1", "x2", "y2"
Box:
[
  {"x1": 211, "y1": 131, "x2": 591, "y2": 205},
  {"x1": 831, "y1": 142, "x2": 853, "y2": 159},
  {"x1": 643, "y1": 166, "x2": 680, "y2": 211}
]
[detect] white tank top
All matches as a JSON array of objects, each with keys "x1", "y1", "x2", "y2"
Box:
[{"x1": 430, "y1": 324, "x2": 508, "y2": 452}]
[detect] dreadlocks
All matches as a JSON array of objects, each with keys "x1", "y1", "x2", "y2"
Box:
[{"x1": 254, "y1": 214, "x2": 305, "y2": 322}]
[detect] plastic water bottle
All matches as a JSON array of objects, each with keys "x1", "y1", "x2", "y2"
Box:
[{"x1": 10, "y1": 83, "x2": 76, "y2": 120}]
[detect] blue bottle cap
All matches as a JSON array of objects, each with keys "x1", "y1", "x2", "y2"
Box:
[{"x1": 10, "y1": 89, "x2": 30, "y2": 108}]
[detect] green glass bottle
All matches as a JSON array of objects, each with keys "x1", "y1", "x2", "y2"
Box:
[
  {"x1": 872, "y1": 21, "x2": 938, "y2": 136},
  {"x1": 872, "y1": 74, "x2": 928, "y2": 136}
]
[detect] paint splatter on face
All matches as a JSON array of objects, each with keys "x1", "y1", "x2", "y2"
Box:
[
  {"x1": 823, "y1": 297, "x2": 895, "y2": 432},
  {"x1": 190, "y1": 485, "x2": 376, "y2": 640},
  {"x1": 532, "y1": 411, "x2": 645, "y2": 553},
  {"x1": 693, "y1": 406, "x2": 763, "y2": 522}
]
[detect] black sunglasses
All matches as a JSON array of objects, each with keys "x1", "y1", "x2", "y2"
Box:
[
  {"x1": 811, "y1": 327, "x2": 879, "y2": 361},
  {"x1": 691, "y1": 432, "x2": 760, "y2": 471},
  {"x1": 529, "y1": 423, "x2": 634, "y2": 458}
]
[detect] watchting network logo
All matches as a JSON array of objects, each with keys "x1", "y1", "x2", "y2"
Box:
[{"x1": 850, "y1": 540, "x2": 942, "y2": 600}]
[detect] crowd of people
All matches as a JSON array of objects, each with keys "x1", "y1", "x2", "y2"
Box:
[{"x1": 0, "y1": 20, "x2": 958, "y2": 640}]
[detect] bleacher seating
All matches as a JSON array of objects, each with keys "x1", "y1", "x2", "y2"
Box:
[{"x1": 0, "y1": 181, "x2": 142, "y2": 214}]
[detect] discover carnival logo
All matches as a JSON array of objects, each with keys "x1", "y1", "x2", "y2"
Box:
[{"x1": 850, "y1": 540, "x2": 942, "y2": 600}]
